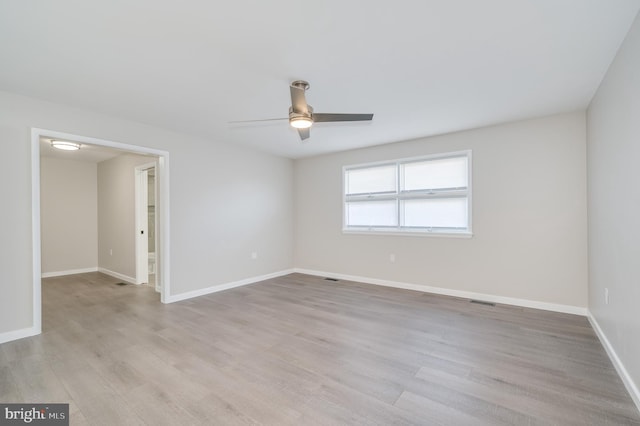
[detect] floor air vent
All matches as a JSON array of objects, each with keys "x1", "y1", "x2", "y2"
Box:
[
  {"x1": 470, "y1": 299, "x2": 495, "y2": 306},
  {"x1": 115, "y1": 282, "x2": 127, "y2": 286},
  {"x1": 324, "y1": 277, "x2": 339, "y2": 282}
]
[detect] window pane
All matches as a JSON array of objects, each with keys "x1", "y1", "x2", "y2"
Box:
[
  {"x1": 346, "y1": 200, "x2": 397, "y2": 227},
  {"x1": 345, "y1": 165, "x2": 396, "y2": 195},
  {"x1": 401, "y1": 198, "x2": 467, "y2": 228},
  {"x1": 401, "y1": 156, "x2": 467, "y2": 191}
]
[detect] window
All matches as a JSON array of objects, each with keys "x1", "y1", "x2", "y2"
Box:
[{"x1": 343, "y1": 151, "x2": 472, "y2": 236}]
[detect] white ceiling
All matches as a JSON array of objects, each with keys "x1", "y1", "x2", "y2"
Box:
[{"x1": 2, "y1": 1, "x2": 639, "y2": 159}]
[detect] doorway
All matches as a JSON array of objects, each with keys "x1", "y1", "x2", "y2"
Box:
[
  {"x1": 135, "y1": 162, "x2": 160, "y2": 291},
  {"x1": 32, "y1": 128, "x2": 171, "y2": 335}
]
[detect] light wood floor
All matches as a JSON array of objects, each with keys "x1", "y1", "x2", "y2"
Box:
[{"x1": 1, "y1": 272, "x2": 638, "y2": 425}]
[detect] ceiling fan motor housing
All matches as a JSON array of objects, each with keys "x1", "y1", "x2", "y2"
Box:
[{"x1": 289, "y1": 105, "x2": 313, "y2": 119}]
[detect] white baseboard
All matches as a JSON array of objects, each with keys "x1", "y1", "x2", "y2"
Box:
[
  {"x1": 293, "y1": 268, "x2": 587, "y2": 316},
  {"x1": 165, "y1": 269, "x2": 295, "y2": 303},
  {"x1": 98, "y1": 268, "x2": 137, "y2": 284},
  {"x1": 0, "y1": 326, "x2": 40, "y2": 345},
  {"x1": 588, "y1": 312, "x2": 640, "y2": 412},
  {"x1": 42, "y1": 267, "x2": 98, "y2": 278}
]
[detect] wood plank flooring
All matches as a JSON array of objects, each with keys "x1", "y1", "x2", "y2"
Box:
[{"x1": 1, "y1": 272, "x2": 638, "y2": 425}]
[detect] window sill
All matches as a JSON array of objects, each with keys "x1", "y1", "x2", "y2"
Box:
[{"x1": 342, "y1": 228, "x2": 473, "y2": 239}]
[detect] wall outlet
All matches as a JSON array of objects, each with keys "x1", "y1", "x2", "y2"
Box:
[
  {"x1": 109, "y1": 249, "x2": 113, "y2": 256},
  {"x1": 389, "y1": 253, "x2": 396, "y2": 263},
  {"x1": 605, "y1": 287, "x2": 609, "y2": 305},
  {"x1": 251, "y1": 252, "x2": 258, "y2": 260}
]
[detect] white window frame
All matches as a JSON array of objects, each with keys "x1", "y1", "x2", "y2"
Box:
[{"x1": 343, "y1": 150, "x2": 472, "y2": 238}]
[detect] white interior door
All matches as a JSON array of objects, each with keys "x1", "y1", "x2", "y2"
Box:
[
  {"x1": 149, "y1": 169, "x2": 160, "y2": 293},
  {"x1": 135, "y1": 168, "x2": 149, "y2": 284}
]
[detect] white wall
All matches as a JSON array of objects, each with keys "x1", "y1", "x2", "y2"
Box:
[
  {"x1": 587, "y1": 12, "x2": 640, "y2": 403},
  {"x1": 0, "y1": 90, "x2": 293, "y2": 337},
  {"x1": 97, "y1": 153, "x2": 155, "y2": 281},
  {"x1": 40, "y1": 157, "x2": 98, "y2": 275},
  {"x1": 294, "y1": 112, "x2": 588, "y2": 309}
]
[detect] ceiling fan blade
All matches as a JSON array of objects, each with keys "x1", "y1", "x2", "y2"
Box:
[
  {"x1": 290, "y1": 82, "x2": 309, "y2": 114},
  {"x1": 297, "y1": 128, "x2": 310, "y2": 140},
  {"x1": 228, "y1": 118, "x2": 288, "y2": 124},
  {"x1": 313, "y1": 113, "x2": 374, "y2": 123}
]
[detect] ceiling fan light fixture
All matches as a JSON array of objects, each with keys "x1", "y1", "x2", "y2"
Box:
[
  {"x1": 51, "y1": 140, "x2": 81, "y2": 151},
  {"x1": 290, "y1": 116, "x2": 313, "y2": 129}
]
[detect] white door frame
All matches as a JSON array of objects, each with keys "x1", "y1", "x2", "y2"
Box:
[
  {"x1": 134, "y1": 162, "x2": 156, "y2": 286},
  {"x1": 31, "y1": 128, "x2": 172, "y2": 335}
]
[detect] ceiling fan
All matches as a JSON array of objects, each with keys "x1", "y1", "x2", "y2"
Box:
[{"x1": 230, "y1": 80, "x2": 374, "y2": 140}]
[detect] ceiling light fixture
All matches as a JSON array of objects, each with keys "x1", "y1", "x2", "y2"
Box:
[
  {"x1": 51, "y1": 141, "x2": 81, "y2": 151},
  {"x1": 290, "y1": 116, "x2": 313, "y2": 129}
]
